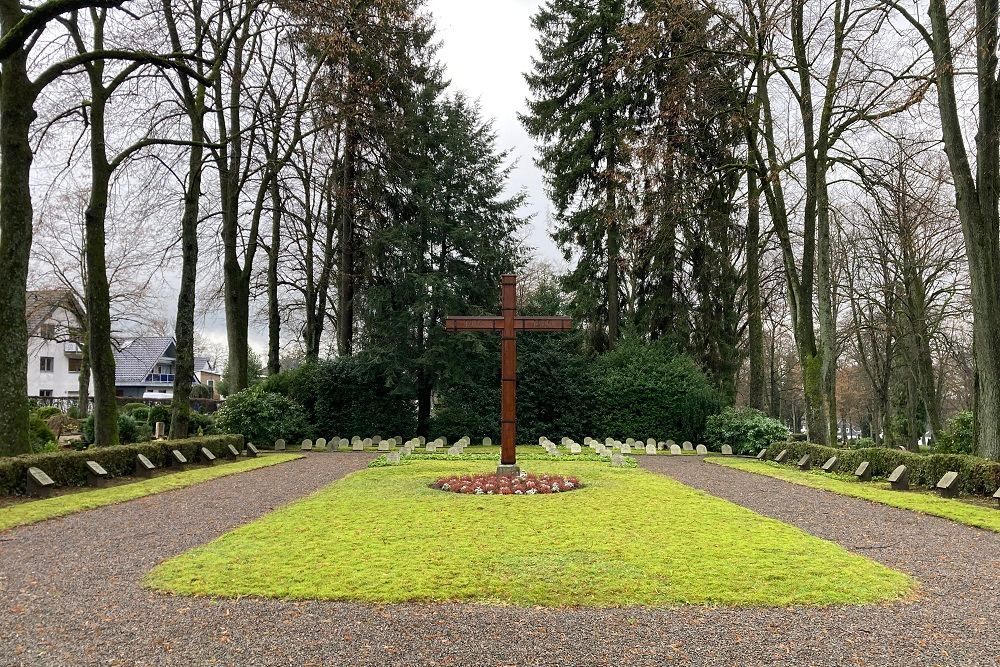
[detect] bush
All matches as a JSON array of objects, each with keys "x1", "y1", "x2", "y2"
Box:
[
  {"x1": 935, "y1": 411, "x2": 974, "y2": 455},
  {"x1": 187, "y1": 411, "x2": 218, "y2": 436},
  {"x1": 214, "y1": 386, "x2": 309, "y2": 447},
  {"x1": 704, "y1": 407, "x2": 788, "y2": 455},
  {"x1": 762, "y1": 440, "x2": 1000, "y2": 496},
  {"x1": 147, "y1": 404, "x2": 170, "y2": 427},
  {"x1": 129, "y1": 406, "x2": 151, "y2": 423},
  {"x1": 29, "y1": 414, "x2": 57, "y2": 453},
  {"x1": 82, "y1": 413, "x2": 151, "y2": 445},
  {"x1": 0, "y1": 434, "x2": 244, "y2": 496},
  {"x1": 33, "y1": 406, "x2": 62, "y2": 420},
  {"x1": 190, "y1": 383, "x2": 214, "y2": 399},
  {"x1": 121, "y1": 402, "x2": 148, "y2": 414}
]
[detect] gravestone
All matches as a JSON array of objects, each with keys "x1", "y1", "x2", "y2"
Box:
[
  {"x1": 696, "y1": 444, "x2": 708, "y2": 455},
  {"x1": 425, "y1": 441, "x2": 438, "y2": 452},
  {"x1": 670, "y1": 444, "x2": 682, "y2": 455},
  {"x1": 85, "y1": 460, "x2": 110, "y2": 488},
  {"x1": 647, "y1": 438, "x2": 656, "y2": 448},
  {"x1": 155, "y1": 421, "x2": 167, "y2": 439},
  {"x1": 353, "y1": 439, "x2": 365, "y2": 452},
  {"x1": 626, "y1": 438, "x2": 635, "y2": 446},
  {"x1": 774, "y1": 449, "x2": 788, "y2": 463},
  {"x1": 797, "y1": 454, "x2": 810, "y2": 471},
  {"x1": 394, "y1": 436, "x2": 403, "y2": 445},
  {"x1": 936, "y1": 471, "x2": 959, "y2": 498},
  {"x1": 372, "y1": 435, "x2": 382, "y2": 444},
  {"x1": 363, "y1": 438, "x2": 373, "y2": 448},
  {"x1": 136, "y1": 454, "x2": 156, "y2": 478},
  {"x1": 351, "y1": 436, "x2": 362, "y2": 446},
  {"x1": 301, "y1": 439, "x2": 313, "y2": 451},
  {"x1": 199, "y1": 447, "x2": 217, "y2": 465},
  {"x1": 611, "y1": 453, "x2": 625, "y2": 467},
  {"x1": 658, "y1": 441, "x2": 666, "y2": 450},
  {"x1": 26, "y1": 467, "x2": 55, "y2": 498},
  {"x1": 854, "y1": 461, "x2": 871, "y2": 481},
  {"x1": 387, "y1": 451, "x2": 401, "y2": 464},
  {"x1": 666, "y1": 440, "x2": 676, "y2": 449},
  {"x1": 621, "y1": 443, "x2": 632, "y2": 454},
  {"x1": 447, "y1": 445, "x2": 461, "y2": 455},
  {"x1": 379, "y1": 440, "x2": 392, "y2": 452},
  {"x1": 888, "y1": 465, "x2": 909, "y2": 491},
  {"x1": 418, "y1": 436, "x2": 426, "y2": 445},
  {"x1": 171, "y1": 449, "x2": 188, "y2": 466},
  {"x1": 275, "y1": 439, "x2": 286, "y2": 452},
  {"x1": 721, "y1": 445, "x2": 733, "y2": 456},
  {"x1": 821, "y1": 456, "x2": 838, "y2": 472},
  {"x1": 993, "y1": 486, "x2": 1000, "y2": 508},
  {"x1": 226, "y1": 444, "x2": 241, "y2": 458},
  {"x1": 645, "y1": 443, "x2": 656, "y2": 455},
  {"x1": 316, "y1": 438, "x2": 327, "y2": 450},
  {"x1": 246, "y1": 443, "x2": 260, "y2": 457},
  {"x1": 682, "y1": 441, "x2": 694, "y2": 451},
  {"x1": 756, "y1": 449, "x2": 767, "y2": 460},
  {"x1": 483, "y1": 437, "x2": 492, "y2": 447},
  {"x1": 570, "y1": 443, "x2": 583, "y2": 454}
]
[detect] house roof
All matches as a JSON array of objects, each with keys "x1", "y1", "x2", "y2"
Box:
[
  {"x1": 193, "y1": 356, "x2": 217, "y2": 373},
  {"x1": 26, "y1": 289, "x2": 82, "y2": 336},
  {"x1": 114, "y1": 337, "x2": 175, "y2": 385}
]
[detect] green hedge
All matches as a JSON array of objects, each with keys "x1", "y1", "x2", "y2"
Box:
[
  {"x1": 0, "y1": 434, "x2": 244, "y2": 496},
  {"x1": 762, "y1": 441, "x2": 1000, "y2": 496}
]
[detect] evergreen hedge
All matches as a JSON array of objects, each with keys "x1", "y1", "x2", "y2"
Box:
[
  {"x1": 762, "y1": 441, "x2": 1000, "y2": 496},
  {"x1": 0, "y1": 434, "x2": 244, "y2": 496}
]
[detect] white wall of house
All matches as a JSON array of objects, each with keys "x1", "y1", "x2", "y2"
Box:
[{"x1": 27, "y1": 305, "x2": 94, "y2": 398}]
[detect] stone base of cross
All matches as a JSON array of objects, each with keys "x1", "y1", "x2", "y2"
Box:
[{"x1": 445, "y1": 274, "x2": 573, "y2": 475}]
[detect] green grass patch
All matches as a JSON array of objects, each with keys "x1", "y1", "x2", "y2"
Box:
[
  {"x1": 146, "y1": 460, "x2": 913, "y2": 607},
  {"x1": 0, "y1": 454, "x2": 302, "y2": 532},
  {"x1": 709, "y1": 457, "x2": 1000, "y2": 533}
]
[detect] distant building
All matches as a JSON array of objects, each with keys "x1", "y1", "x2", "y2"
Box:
[
  {"x1": 26, "y1": 290, "x2": 91, "y2": 399},
  {"x1": 194, "y1": 356, "x2": 222, "y2": 399}
]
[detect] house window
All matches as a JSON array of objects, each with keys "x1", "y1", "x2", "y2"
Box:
[
  {"x1": 39, "y1": 389, "x2": 53, "y2": 397},
  {"x1": 68, "y1": 357, "x2": 82, "y2": 373},
  {"x1": 39, "y1": 357, "x2": 54, "y2": 372},
  {"x1": 207, "y1": 380, "x2": 214, "y2": 389},
  {"x1": 39, "y1": 323, "x2": 56, "y2": 340}
]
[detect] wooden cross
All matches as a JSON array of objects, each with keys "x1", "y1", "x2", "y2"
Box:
[{"x1": 445, "y1": 274, "x2": 573, "y2": 474}]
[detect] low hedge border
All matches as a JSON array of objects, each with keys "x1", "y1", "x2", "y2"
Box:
[
  {"x1": 0, "y1": 434, "x2": 245, "y2": 496},
  {"x1": 762, "y1": 441, "x2": 1000, "y2": 497}
]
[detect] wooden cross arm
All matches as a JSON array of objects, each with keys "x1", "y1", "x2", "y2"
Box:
[{"x1": 445, "y1": 316, "x2": 574, "y2": 332}]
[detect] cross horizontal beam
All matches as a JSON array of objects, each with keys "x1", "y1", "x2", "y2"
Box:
[{"x1": 445, "y1": 316, "x2": 574, "y2": 332}]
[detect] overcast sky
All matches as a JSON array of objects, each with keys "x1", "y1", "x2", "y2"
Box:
[{"x1": 428, "y1": 0, "x2": 560, "y2": 264}]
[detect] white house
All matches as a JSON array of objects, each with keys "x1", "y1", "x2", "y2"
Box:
[{"x1": 26, "y1": 290, "x2": 93, "y2": 399}]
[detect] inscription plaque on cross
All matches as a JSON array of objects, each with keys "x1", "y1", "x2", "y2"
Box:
[{"x1": 445, "y1": 274, "x2": 573, "y2": 475}]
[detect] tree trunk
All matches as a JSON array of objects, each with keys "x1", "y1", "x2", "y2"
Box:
[
  {"x1": 267, "y1": 176, "x2": 282, "y2": 374},
  {"x1": 816, "y1": 168, "x2": 838, "y2": 444},
  {"x1": 338, "y1": 122, "x2": 359, "y2": 356},
  {"x1": 78, "y1": 340, "x2": 91, "y2": 417},
  {"x1": 0, "y1": 28, "x2": 36, "y2": 456},
  {"x1": 746, "y1": 167, "x2": 766, "y2": 410}
]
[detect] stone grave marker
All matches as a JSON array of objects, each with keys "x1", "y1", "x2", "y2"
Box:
[
  {"x1": 621, "y1": 443, "x2": 632, "y2": 454},
  {"x1": 136, "y1": 454, "x2": 156, "y2": 478},
  {"x1": 275, "y1": 439, "x2": 286, "y2": 452},
  {"x1": 351, "y1": 436, "x2": 362, "y2": 446},
  {"x1": 26, "y1": 467, "x2": 55, "y2": 498},
  {"x1": 721, "y1": 445, "x2": 733, "y2": 456},
  {"x1": 363, "y1": 438, "x2": 373, "y2": 448},
  {"x1": 379, "y1": 440, "x2": 392, "y2": 452},
  {"x1": 666, "y1": 439, "x2": 676, "y2": 449},
  {"x1": 682, "y1": 441, "x2": 694, "y2": 451},
  {"x1": 426, "y1": 441, "x2": 438, "y2": 452},
  {"x1": 774, "y1": 449, "x2": 788, "y2": 463},
  {"x1": 821, "y1": 456, "x2": 838, "y2": 472},
  {"x1": 483, "y1": 437, "x2": 492, "y2": 447},
  {"x1": 696, "y1": 444, "x2": 708, "y2": 455},
  {"x1": 855, "y1": 461, "x2": 871, "y2": 481},
  {"x1": 611, "y1": 453, "x2": 625, "y2": 467},
  {"x1": 353, "y1": 439, "x2": 365, "y2": 452},
  {"x1": 199, "y1": 447, "x2": 217, "y2": 465},
  {"x1": 993, "y1": 487, "x2": 1000, "y2": 508},
  {"x1": 316, "y1": 438, "x2": 327, "y2": 450},
  {"x1": 570, "y1": 443, "x2": 582, "y2": 454},
  {"x1": 645, "y1": 443, "x2": 656, "y2": 455},
  {"x1": 888, "y1": 465, "x2": 909, "y2": 491},
  {"x1": 246, "y1": 443, "x2": 260, "y2": 457},
  {"x1": 626, "y1": 438, "x2": 635, "y2": 446},
  {"x1": 670, "y1": 444, "x2": 682, "y2": 455},
  {"x1": 797, "y1": 454, "x2": 811, "y2": 471},
  {"x1": 301, "y1": 439, "x2": 313, "y2": 451},
  {"x1": 387, "y1": 451, "x2": 401, "y2": 464},
  {"x1": 155, "y1": 421, "x2": 167, "y2": 439},
  {"x1": 85, "y1": 460, "x2": 110, "y2": 488},
  {"x1": 226, "y1": 444, "x2": 241, "y2": 458},
  {"x1": 756, "y1": 449, "x2": 767, "y2": 460},
  {"x1": 935, "y1": 471, "x2": 959, "y2": 498},
  {"x1": 171, "y1": 449, "x2": 188, "y2": 466},
  {"x1": 647, "y1": 438, "x2": 656, "y2": 448},
  {"x1": 372, "y1": 435, "x2": 382, "y2": 445}
]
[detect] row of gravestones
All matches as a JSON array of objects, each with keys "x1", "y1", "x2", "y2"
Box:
[
  {"x1": 24, "y1": 444, "x2": 257, "y2": 499},
  {"x1": 762, "y1": 448, "x2": 1000, "y2": 505}
]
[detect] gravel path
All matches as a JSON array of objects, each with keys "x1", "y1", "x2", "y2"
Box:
[{"x1": 1, "y1": 454, "x2": 999, "y2": 666}]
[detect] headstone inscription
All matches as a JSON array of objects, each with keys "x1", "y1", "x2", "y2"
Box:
[
  {"x1": 136, "y1": 454, "x2": 156, "y2": 477},
  {"x1": 888, "y1": 465, "x2": 909, "y2": 491},
  {"x1": 797, "y1": 454, "x2": 810, "y2": 471},
  {"x1": 854, "y1": 461, "x2": 871, "y2": 481},
  {"x1": 85, "y1": 460, "x2": 110, "y2": 487},
  {"x1": 936, "y1": 471, "x2": 959, "y2": 498},
  {"x1": 199, "y1": 447, "x2": 217, "y2": 465},
  {"x1": 821, "y1": 456, "x2": 838, "y2": 472},
  {"x1": 696, "y1": 444, "x2": 708, "y2": 455},
  {"x1": 26, "y1": 467, "x2": 55, "y2": 498},
  {"x1": 774, "y1": 449, "x2": 788, "y2": 463},
  {"x1": 721, "y1": 445, "x2": 733, "y2": 455}
]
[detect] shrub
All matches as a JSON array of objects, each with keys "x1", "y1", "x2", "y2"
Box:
[
  {"x1": 762, "y1": 440, "x2": 1000, "y2": 496},
  {"x1": 704, "y1": 407, "x2": 788, "y2": 455},
  {"x1": 187, "y1": 411, "x2": 218, "y2": 436},
  {"x1": 121, "y1": 402, "x2": 148, "y2": 414},
  {"x1": 0, "y1": 434, "x2": 244, "y2": 496},
  {"x1": 190, "y1": 383, "x2": 214, "y2": 399},
  {"x1": 935, "y1": 411, "x2": 974, "y2": 455},
  {"x1": 82, "y1": 413, "x2": 150, "y2": 445},
  {"x1": 214, "y1": 386, "x2": 309, "y2": 447},
  {"x1": 29, "y1": 414, "x2": 56, "y2": 453},
  {"x1": 148, "y1": 404, "x2": 171, "y2": 427},
  {"x1": 129, "y1": 406, "x2": 151, "y2": 423},
  {"x1": 33, "y1": 406, "x2": 62, "y2": 420}
]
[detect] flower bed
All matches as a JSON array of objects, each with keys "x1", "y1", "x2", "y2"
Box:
[{"x1": 430, "y1": 472, "x2": 583, "y2": 495}]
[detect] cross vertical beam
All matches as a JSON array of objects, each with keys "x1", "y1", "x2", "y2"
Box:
[{"x1": 500, "y1": 275, "x2": 516, "y2": 467}]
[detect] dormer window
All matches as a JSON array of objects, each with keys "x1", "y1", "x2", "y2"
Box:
[{"x1": 39, "y1": 323, "x2": 56, "y2": 340}]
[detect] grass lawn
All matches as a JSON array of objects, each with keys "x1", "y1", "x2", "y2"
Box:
[
  {"x1": 709, "y1": 457, "x2": 1000, "y2": 533},
  {"x1": 146, "y1": 460, "x2": 913, "y2": 607},
  {"x1": 0, "y1": 454, "x2": 302, "y2": 532}
]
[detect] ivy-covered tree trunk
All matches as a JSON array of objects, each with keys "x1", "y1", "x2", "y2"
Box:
[
  {"x1": 78, "y1": 340, "x2": 91, "y2": 418},
  {"x1": 0, "y1": 22, "x2": 36, "y2": 456},
  {"x1": 746, "y1": 167, "x2": 766, "y2": 411},
  {"x1": 337, "y1": 121, "x2": 359, "y2": 357}
]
